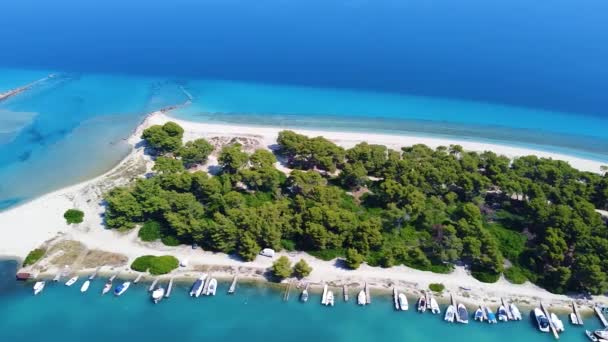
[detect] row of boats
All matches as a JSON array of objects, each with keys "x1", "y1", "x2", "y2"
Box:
[
  {"x1": 188, "y1": 274, "x2": 218, "y2": 298},
  {"x1": 443, "y1": 296, "x2": 522, "y2": 325}
]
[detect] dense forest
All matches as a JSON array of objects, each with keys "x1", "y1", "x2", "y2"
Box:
[{"x1": 104, "y1": 121, "x2": 608, "y2": 294}]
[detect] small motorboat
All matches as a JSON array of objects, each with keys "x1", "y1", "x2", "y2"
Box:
[
  {"x1": 114, "y1": 282, "x2": 131, "y2": 296},
  {"x1": 398, "y1": 293, "x2": 408, "y2": 311},
  {"x1": 417, "y1": 296, "x2": 427, "y2": 312},
  {"x1": 206, "y1": 278, "x2": 217, "y2": 296},
  {"x1": 430, "y1": 297, "x2": 441, "y2": 314},
  {"x1": 550, "y1": 312, "x2": 565, "y2": 332},
  {"x1": 570, "y1": 313, "x2": 579, "y2": 325},
  {"x1": 357, "y1": 290, "x2": 366, "y2": 305},
  {"x1": 102, "y1": 280, "x2": 112, "y2": 295},
  {"x1": 65, "y1": 276, "x2": 79, "y2": 287},
  {"x1": 152, "y1": 287, "x2": 165, "y2": 304},
  {"x1": 510, "y1": 303, "x2": 522, "y2": 320},
  {"x1": 484, "y1": 306, "x2": 497, "y2": 324},
  {"x1": 497, "y1": 305, "x2": 509, "y2": 322},
  {"x1": 596, "y1": 329, "x2": 608, "y2": 340},
  {"x1": 33, "y1": 281, "x2": 45, "y2": 295},
  {"x1": 586, "y1": 330, "x2": 599, "y2": 342},
  {"x1": 189, "y1": 274, "x2": 207, "y2": 297},
  {"x1": 534, "y1": 308, "x2": 551, "y2": 332},
  {"x1": 300, "y1": 288, "x2": 309, "y2": 302},
  {"x1": 80, "y1": 280, "x2": 90, "y2": 293},
  {"x1": 474, "y1": 307, "x2": 484, "y2": 322},
  {"x1": 456, "y1": 304, "x2": 469, "y2": 324},
  {"x1": 444, "y1": 305, "x2": 456, "y2": 322},
  {"x1": 326, "y1": 291, "x2": 335, "y2": 306}
]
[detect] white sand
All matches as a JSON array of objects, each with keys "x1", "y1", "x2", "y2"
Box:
[{"x1": 1, "y1": 111, "x2": 606, "y2": 308}]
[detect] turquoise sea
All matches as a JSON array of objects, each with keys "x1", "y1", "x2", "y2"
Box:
[{"x1": 0, "y1": 261, "x2": 601, "y2": 341}]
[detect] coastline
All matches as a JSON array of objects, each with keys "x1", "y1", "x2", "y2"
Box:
[{"x1": 1, "y1": 110, "x2": 607, "y2": 316}]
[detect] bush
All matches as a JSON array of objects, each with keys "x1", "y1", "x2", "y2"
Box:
[
  {"x1": 23, "y1": 248, "x2": 45, "y2": 266},
  {"x1": 138, "y1": 220, "x2": 161, "y2": 242},
  {"x1": 472, "y1": 270, "x2": 500, "y2": 283},
  {"x1": 487, "y1": 222, "x2": 527, "y2": 262},
  {"x1": 345, "y1": 248, "x2": 364, "y2": 269},
  {"x1": 293, "y1": 259, "x2": 312, "y2": 278},
  {"x1": 130, "y1": 255, "x2": 179, "y2": 275},
  {"x1": 504, "y1": 266, "x2": 528, "y2": 284},
  {"x1": 429, "y1": 283, "x2": 445, "y2": 292},
  {"x1": 63, "y1": 209, "x2": 84, "y2": 224},
  {"x1": 308, "y1": 248, "x2": 344, "y2": 261},
  {"x1": 161, "y1": 235, "x2": 180, "y2": 246},
  {"x1": 271, "y1": 256, "x2": 292, "y2": 280},
  {"x1": 281, "y1": 239, "x2": 296, "y2": 251}
]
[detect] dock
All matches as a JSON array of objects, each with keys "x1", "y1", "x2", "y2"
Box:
[
  {"x1": 450, "y1": 293, "x2": 456, "y2": 308},
  {"x1": 343, "y1": 284, "x2": 349, "y2": 302},
  {"x1": 149, "y1": 279, "x2": 159, "y2": 292},
  {"x1": 393, "y1": 287, "x2": 399, "y2": 310},
  {"x1": 165, "y1": 278, "x2": 174, "y2": 298},
  {"x1": 321, "y1": 284, "x2": 328, "y2": 305},
  {"x1": 109, "y1": 273, "x2": 118, "y2": 282},
  {"x1": 572, "y1": 301, "x2": 584, "y2": 325},
  {"x1": 540, "y1": 302, "x2": 560, "y2": 339},
  {"x1": 202, "y1": 274, "x2": 212, "y2": 295},
  {"x1": 364, "y1": 282, "x2": 371, "y2": 304},
  {"x1": 89, "y1": 267, "x2": 101, "y2": 280},
  {"x1": 283, "y1": 281, "x2": 293, "y2": 301},
  {"x1": 595, "y1": 306, "x2": 608, "y2": 328},
  {"x1": 228, "y1": 275, "x2": 238, "y2": 294},
  {"x1": 501, "y1": 298, "x2": 514, "y2": 320},
  {"x1": 134, "y1": 273, "x2": 144, "y2": 284}
]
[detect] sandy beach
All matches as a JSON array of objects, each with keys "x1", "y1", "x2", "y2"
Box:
[{"x1": 1, "y1": 111, "x2": 606, "y2": 313}]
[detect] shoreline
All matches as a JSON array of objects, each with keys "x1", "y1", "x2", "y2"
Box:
[{"x1": 1, "y1": 110, "x2": 607, "y2": 317}]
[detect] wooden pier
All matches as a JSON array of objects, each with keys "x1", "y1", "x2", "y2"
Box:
[
  {"x1": 165, "y1": 278, "x2": 174, "y2": 298},
  {"x1": 572, "y1": 301, "x2": 584, "y2": 325},
  {"x1": 228, "y1": 275, "x2": 238, "y2": 294},
  {"x1": 149, "y1": 279, "x2": 159, "y2": 292},
  {"x1": 343, "y1": 284, "x2": 349, "y2": 302},
  {"x1": 202, "y1": 274, "x2": 212, "y2": 295},
  {"x1": 321, "y1": 284, "x2": 328, "y2": 305},
  {"x1": 393, "y1": 287, "x2": 399, "y2": 310},
  {"x1": 540, "y1": 302, "x2": 560, "y2": 340},
  {"x1": 283, "y1": 281, "x2": 293, "y2": 301},
  {"x1": 109, "y1": 273, "x2": 118, "y2": 282},
  {"x1": 501, "y1": 298, "x2": 514, "y2": 320},
  {"x1": 89, "y1": 267, "x2": 101, "y2": 280},
  {"x1": 595, "y1": 306, "x2": 608, "y2": 328},
  {"x1": 364, "y1": 282, "x2": 371, "y2": 304},
  {"x1": 134, "y1": 273, "x2": 144, "y2": 284}
]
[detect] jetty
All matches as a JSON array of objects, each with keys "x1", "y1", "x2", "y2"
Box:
[
  {"x1": 228, "y1": 275, "x2": 238, "y2": 294},
  {"x1": 364, "y1": 282, "x2": 371, "y2": 304},
  {"x1": 540, "y1": 302, "x2": 560, "y2": 339},
  {"x1": 149, "y1": 279, "x2": 159, "y2": 292},
  {"x1": 343, "y1": 284, "x2": 349, "y2": 302},
  {"x1": 283, "y1": 281, "x2": 293, "y2": 301},
  {"x1": 134, "y1": 273, "x2": 144, "y2": 284},
  {"x1": 0, "y1": 74, "x2": 55, "y2": 102},
  {"x1": 89, "y1": 267, "x2": 101, "y2": 280},
  {"x1": 595, "y1": 306, "x2": 608, "y2": 328},
  {"x1": 501, "y1": 298, "x2": 514, "y2": 320},
  {"x1": 321, "y1": 284, "x2": 329, "y2": 305},
  {"x1": 165, "y1": 278, "x2": 174, "y2": 298},
  {"x1": 572, "y1": 301, "x2": 584, "y2": 325},
  {"x1": 393, "y1": 287, "x2": 399, "y2": 310},
  {"x1": 109, "y1": 273, "x2": 118, "y2": 282},
  {"x1": 202, "y1": 274, "x2": 212, "y2": 295}
]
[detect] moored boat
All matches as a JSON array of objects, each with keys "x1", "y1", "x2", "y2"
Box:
[
  {"x1": 417, "y1": 296, "x2": 427, "y2": 312},
  {"x1": 550, "y1": 312, "x2": 565, "y2": 332},
  {"x1": 152, "y1": 287, "x2": 165, "y2": 304},
  {"x1": 189, "y1": 274, "x2": 207, "y2": 297},
  {"x1": 534, "y1": 308, "x2": 551, "y2": 332},
  {"x1": 497, "y1": 305, "x2": 508, "y2": 322},
  {"x1": 206, "y1": 278, "x2": 217, "y2": 296},
  {"x1": 398, "y1": 293, "x2": 408, "y2": 311},
  {"x1": 357, "y1": 290, "x2": 366, "y2": 305},
  {"x1": 430, "y1": 297, "x2": 440, "y2": 314},
  {"x1": 65, "y1": 276, "x2": 79, "y2": 287},
  {"x1": 33, "y1": 281, "x2": 45, "y2": 295},
  {"x1": 484, "y1": 306, "x2": 497, "y2": 324},
  {"x1": 301, "y1": 288, "x2": 309, "y2": 302},
  {"x1": 114, "y1": 282, "x2": 131, "y2": 296},
  {"x1": 586, "y1": 330, "x2": 599, "y2": 342},
  {"x1": 102, "y1": 280, "x2": 112, "y2": 295},
  {"x1": 80, "y1": 280, "x2": 90, "y2": 293},
  {"x1": 509, "y1": 303, "x2": 522, "y2": 320},
  {"x1": 596, "y1": 329, "x2": 608, "y2": 340},
  {"x1": 474, "y1": 307, "x2": 484, "y2": 322},
  {"x1": 456, "y1": 303, "x2": 469, "y2": 324},
  {"x1": 444, "y1": 305, "x2": 456, "y2": 322},
  {"x1": 326, "y1": 291, "x2": 334, "y2": 306}
]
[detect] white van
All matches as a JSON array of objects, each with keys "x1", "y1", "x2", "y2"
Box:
[{"x1": 260, "y1": 248, "x2": 275, "y2": 258}]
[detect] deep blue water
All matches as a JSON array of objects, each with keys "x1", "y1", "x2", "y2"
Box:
[{"x1": 0, "y1": 261, "x2": 601, "y2": 342}]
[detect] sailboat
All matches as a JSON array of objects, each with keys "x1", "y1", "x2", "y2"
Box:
[{"x1": 33, "y1": 281, "x2": 45, "y2": 295}]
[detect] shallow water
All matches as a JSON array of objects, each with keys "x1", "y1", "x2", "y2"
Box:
[{"x1": 0, "y1": 261, "x2": 600, "y2": 342}]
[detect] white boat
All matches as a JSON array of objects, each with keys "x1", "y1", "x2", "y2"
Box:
[
  {"x1": 534, "y1": 308, "x2": 551, "y2": 332},
  {"x1": 80, "y1": 280, "x2": 90, "y2": 293},
  {"x1": 570, "y1": 313, "x2": 579, "y2": 325},
  {"x1": 456, "y1": 304, "x2": 469, "y2": 324},
  {"x1": 398, "y1": 293, "x2": 408, "y2": 311},
  {"x1": 65, "y1": 276, "x2": 79, "y2": 287},
  {"x1": 189, "y1": 274, "x2": 207, "y2": 297},
  {"x1": 206, "y1": 278, "x2": 217, "y2": 296},
  {"x1": 357, "y1": 290, "x2": 366, "y2": 305},
  {"x1": 444, "y1": 305, "x2": 456, "y2": 322},
  {"x1": 430, "y1": 297, "x2": 441, "y2": 314},
  {"x1": 474, "y1": 307, "x2": 484, "y2": 322},
  {"x1": 509, "y1": 303, "x2": 522, "y2": 320},
  {"x1": 102, "y1": 280, "x2": 112, "y2": 295},
  {"x1": 321, "y1": 284, "x2": 329, "y2": 305},
  {"x1": 587, "y1": 330, "x2": 599, "y2": 342},
  {"x1": 550, "y1": 312, "x2": 565, "y2": 332},
  {"x1": 497, "y1": 305, "x2": 509, "y2": 322},
  {"x1": 301, "y1": 288, "x2": 309, "y2": 302},
  {"x1": 180, "y1": 258, "x2": 189, "y2": 267},
  {"x1": 417, "y1": 296, "x2": 427, "y2": 312},
  {"x1": 595, "y1": 329, "x2": 608, "y2": 340},
  {"x1": 152, "y1": 287, "x2": 165, "y2": 303},
  {"x1": 33, "y1": 281, "x2": 45, "y2": 295},
  {"x1": 326, "y1": 291, "x2": 334, "y2": 306},
  {"x1": 484, "y1": 306, "x2": 497, "y2": 324},
  {"x1": 114, "y1": 282, "x2": 131, "y2": 296}
]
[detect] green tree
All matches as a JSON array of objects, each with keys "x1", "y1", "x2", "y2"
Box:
[
  {"x1": 218, "y1": 143, "x2": 249, "y2": 175},
  {"x1": 141, "y1": 122, "x2": 184, "y2": 154},
  {"x1": 63, "y1": 209, "x2": 84, "y2": 224},
  {"x1": 178, "y1": 138, "x2": 214, "y2": 167},
  {"x1": 293, "y1": 259, "x2": 313, "y2": 278},
  {"x1": 271, "y1": 256, "x2": 293, "y2": 280},
  {"x1": 153, "y1": 156, "x2": 185, "y2": 174},
  {"x1": 345, "y1": 248, "x2": 364, "y2": 269}
]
